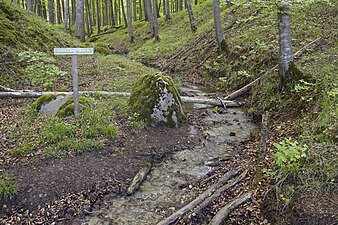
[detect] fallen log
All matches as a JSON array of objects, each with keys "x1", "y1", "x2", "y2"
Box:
[
  {"x1": 194, "y1": 170, "x2": 247, "y2": 214},
  {"x1": 127, "y1": 163, "x2": 152, "y2": 195},
  {"x1": 157, "y1": 167, "x2": 242, "y2": 225},
  {"x1": 209, "y1": 192, "x2": 253, "y2": 225},
  {"x1": 224, "y1": 37, "x2": 327, "y2": 100},
  {"x1": 0, "y1": 92, "x2": 240, "y2": 107}
]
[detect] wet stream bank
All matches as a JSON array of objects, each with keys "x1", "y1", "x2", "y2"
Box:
[{"x1": 78, "y1": 86, "x2": 256, "y2": 225}]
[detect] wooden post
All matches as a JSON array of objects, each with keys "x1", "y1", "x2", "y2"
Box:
[
  {"x1": 54, "y1": 48, "x2": 94, "y2": 118},
  {"x1": 72, "y1": 54, "x2": 80, "y2": 118}
]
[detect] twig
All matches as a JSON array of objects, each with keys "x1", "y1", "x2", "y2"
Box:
[{"x1": 0, "y1": 85, "x2": 16, "y2": 92}]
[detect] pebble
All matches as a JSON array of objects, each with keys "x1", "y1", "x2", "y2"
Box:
[{"x1": 230, "y1": 132, "x2": 236, "y2": 136}]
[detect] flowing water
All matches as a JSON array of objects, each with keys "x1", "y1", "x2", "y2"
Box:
[{"x1": 78, "y1": 86, "x2": 256, "y2": 225}]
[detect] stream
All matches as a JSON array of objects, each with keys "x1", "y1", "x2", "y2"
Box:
[{"x1": 78, "y1": 86, "x2": 256, "y2": 225}]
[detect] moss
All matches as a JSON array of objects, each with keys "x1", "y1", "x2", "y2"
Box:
[
  {"x1": 31, "y1": 94, "x2": 58, "y2": 112},
  {"x1": 129, "y1": 72, "x2": 186, "y2": 128},
  {"x1": 95, "y1": 46, "x2": 111, "y2": 55},
  {"x1": 56, "y1": 96, "x2": 91, "y2": 117}
]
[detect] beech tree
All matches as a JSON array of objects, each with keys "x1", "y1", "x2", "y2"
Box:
[
  {"x1": 213, "y1": 0, "x2": 227, "y2": 51},
  {"x1": 75, "y1": 0, "x2": 85, "y2": 41},
  {"x1": 48, "y1": 0, "x2": 55, "y2": 23},
  {"x1": 64, "y1": 0, "x2": 69, "y2": 32},
  {"x1": 278, "y1": 0, "x2": 293, "y2": 91},
  {"x1": 185, "y1": 0, "x2": 196, "y2": 32},
  {"x1": 126, "y1": 0, "x2": 134, "y2": 42}
]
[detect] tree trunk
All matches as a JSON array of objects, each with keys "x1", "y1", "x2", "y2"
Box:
[
  {"x1": 27, "y1": 0, "x2": 34, "y2": 11},
  {"x1": 152, "y1": 0, "x2": 160, "y2": 42},
  {"x1": 133, "y1": 0, "x2": 137, "y2": 21},
  {"x1": 213, "y1": 0, "x2": 227, "y2": 51},
  {"x1": 56, "y1": 0, "x2": 62, "y2": 24},
  {"x1": 121, "y1": 0, "x2": 128, "y2": 28},
  {"x1": 109, "y1": 0, "x2": 115, "y2": 26},
  {"x1": 278, "y1": 0, "x2": 293, "y2": 92},
  {"x1": 85, "y1": 0, "x2": 91, "y2": 36},
  {"x1": 64, "y1": 0, "x2": 69, "y2": 32},
  {"x1": 76, "y1": 0, "x2": 85, "y2": 41},
  {"x1": 139, "y1": 0, "x2": 143, "y2": 20},
  {"x1": 96, "y1": 0, "x2": 101, "y2": 33},
  {"x1": 178, "y1": 0, "x2": 182, "y2": 11},
  {"x1": 185, "y1": 0, "x2": 196, "y2": 32},
  {"x1": 92, "y1": 0, "x2": 96, "y2": 26},
  {"x1": 48, "y1": 0, "x2": 55, "y2": 23},
  {"x1": 126, "y1": 0, "x2": 134, "y2": 42},
  {"x1": 72, "y1": 0, "x2": 77, "y2": 24},
  {"x1": 165, "y1": 0, "x2": 170, "y2": 20},
  {"x1": 144, "y1": 0, "x2": 153, "y2": 32}
]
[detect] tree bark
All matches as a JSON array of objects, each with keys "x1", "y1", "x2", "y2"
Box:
[
  {"x1": 109, "y1": 0, "x2": 115, "y2": 26},
  {"x1": 157, "y1": 168, "x2": 242, "y2": 225},
  {"x1": 72, "y1": 0, "x2": 77, "y2": 24},
  {"x1": 75, "y1": 0, "x2": 85, "y2": 41},
  {"x1": 213, "y1": 0, "x2": 226, "y2": 51},
  {"x1": 48, "y1": 0, "x2": 55, "y2": 23},
  {"x1": 209, "y1": 192, "x2": 253, "y2": 225},
  {"x1": 185, "y1": 0, "x2": 196, "y2": 32},
  {"x1": 85, "y1": 0, "x2": 91, "y2": 36},
  {"x1": 165, "y1": 0, "x2": 170, "y2": 21},
  {"x1": 133, "y1": 0, "x2": 137, "y2": 21},
  {"x1": 278, "y1": 0, "x2": 293, "y2": 92},
  {"x1": 56, "y1": 0, "x2": 62, "y2": 23},
  {"x1": 27, "y1": 0, "x2": 34, "y2": 11},
  {"x1": 152, "y1": 0, "x2": 160, "y2": 42},
  {"x1": 64, "y1": 0, "x2": 69, "y2": 32},
  {"x1": 121, "y1": 0, "x2": 128, "y2": 28},
  {"x1": 126, "y1": 0, "x2": 134, "y2": 42},
  {"x1": 139, "y1": 0, "x2": 143, "y2": 20},
  {"x1": 96, "y1": 0, "x2": 101, "y2": 33},
  {"x1": 145, "y1": 0, "x2": 153, "y2": 33}
]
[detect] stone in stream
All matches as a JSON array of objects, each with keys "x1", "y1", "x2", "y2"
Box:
[{"x1": 129, "y1": 72, "x2": 186, "y2": 128}]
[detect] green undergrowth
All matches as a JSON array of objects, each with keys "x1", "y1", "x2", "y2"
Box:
[
  {"x1": 8, "y1": 97, "x2": 118, "y2": 158},
  {"x1": 0, "y1": 0, "x2": 78, "y2": 90},
  {"x1": 0, "y1": 175, "x2": 18, "y2": 199}
]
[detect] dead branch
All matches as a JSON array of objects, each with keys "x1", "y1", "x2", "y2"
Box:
[
  {"x1": 208, "y1": 192, "x2": 253, "y2": 225},
  {"x1": 181, "y1": 96, "x2": 240, "y2": 107},
  {"x1": 127, "y1": 163, "x2": 152, "y2": 195},
  {"x1": 0, "y1": 85, "x2": 16, "y2": 92},
  {"x1": 293, "y1": 38, "x2": 327, "y2": 59},
  {"x1": 157, "y1": 167, "x2": 242, "y2": 225},
  {"x1": 194, "y1": 170, "x2": 247, "y2": 215}
]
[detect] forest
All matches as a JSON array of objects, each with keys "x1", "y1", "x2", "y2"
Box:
[{"x1": 0, "y1": 0, "x2": 337, "y2": 224}]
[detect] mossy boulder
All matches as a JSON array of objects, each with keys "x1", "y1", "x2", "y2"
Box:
[
  {"x1": 129, "y1": 72, "x2": 186, "y2": 128},
  {"x1": 31, "y1": 94, "x2": 90, "y2": 117},
  {"x1": 94, "y1": 42, "x2": 111, "y2": 55}
]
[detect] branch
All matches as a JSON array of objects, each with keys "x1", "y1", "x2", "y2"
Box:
[
  {"x1": 157, "y1": 167, "x2": 242, "y2": 225},
  {"x1": 208, "y1": 192, "x2": 253, "y2": 225},
  {"x1": 293, "y1": 37, "x2": 327, "y2": 59},
  {"x1": 194, "y1": 170, "x2": 247, "y2": 214},
  {"x1": 0, "y1": 85, "x2": 16, "y2": 92}
]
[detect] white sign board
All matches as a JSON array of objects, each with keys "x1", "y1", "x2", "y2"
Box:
[{"x1": 54, "y1": 48, "x2": 94, "y2": 55}]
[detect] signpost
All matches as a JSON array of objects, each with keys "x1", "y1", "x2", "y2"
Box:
[{"x1": 54, "y1": 48, "x2": 94, "y2": 118}]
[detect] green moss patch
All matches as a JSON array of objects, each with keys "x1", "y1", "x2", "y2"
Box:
[
  {"x1": 129, "y1": 72, "x2": 186, "y2": 128},
  {"x1": 31, "y1": 94, "x2": 58, "y2": 112}
]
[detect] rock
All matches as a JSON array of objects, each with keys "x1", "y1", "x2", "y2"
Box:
[
  {"x1": 31, "y1": 94, "x2": 90, "y2": 117},
  {"x1": 129, "y1": 72, "x2": 186, "y2": 128},
  {"x1": 230, "y1": 132, "x2": 236, "y2": 136}
]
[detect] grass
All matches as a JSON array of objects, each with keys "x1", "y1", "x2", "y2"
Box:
[
  {"x1": 8, "y1": 97, "x2": 118, "y2": 158},
  {"x1": 0, "y1": 175, "x2": 18, "y2": 199}
]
